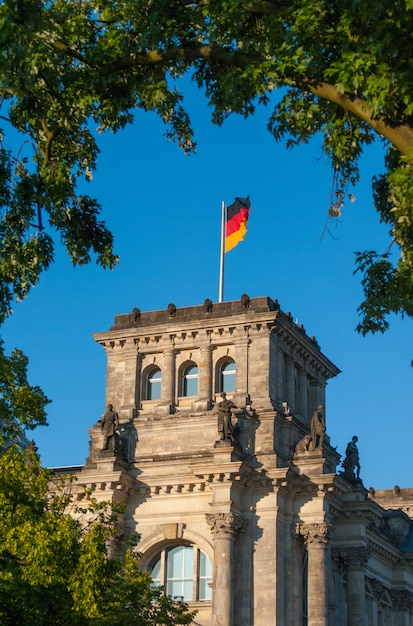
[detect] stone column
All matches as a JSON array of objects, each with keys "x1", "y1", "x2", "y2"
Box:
[
  {"x1": 300, "y1": 522, "x2": 332, "y2": 626},
  {"x1": 308, "y1": 378, "x2": 325, "y2": 417},
  {"x1": 121, "y1": 339, "x2": 139, "y2": 419},
  {"x1": 275, "y1": 346, "x2": 285, "y2": 405},
  {"x1": 161, "y1": 348, "x2": 176, "y2": 410},
  {"x1": 207, "y1": 512, "x2": 244, "y2": 626},
  {"x1": 198, "y1": 343, "x2": 212, "y2": 402},
  {"x1": 136, "y1": 352, "x2": 143, "y2": 409},
  {"x1": 233, "y1": 337, "x2": 250, "y2": 407},
  {"x1": 341, "y1": 547, "x2": 369, "y2": 626},
  {"x1": 297, "y1": 367, "x2": 308, "y2": 421},
  {"x1": 285, "y1": 356, "x2": 295, "y2": 409}
]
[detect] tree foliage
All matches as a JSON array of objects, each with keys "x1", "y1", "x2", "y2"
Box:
[
  {"x1": 0, "y1": 338, "x2": 50, "y2": 442},
  {"x1": 0, "y1": 445, "x2": 196, "y2": 626},
  {"x1": 1, "y1": 0, "x2": 413, "y2": 331}
]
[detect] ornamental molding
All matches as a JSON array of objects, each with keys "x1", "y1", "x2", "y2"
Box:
[
  {"x1": 206, "y1": 512, "x2": 246, "y2": 537},
  {"x1": 367, "y1": 538, "x2": 399, "y2": 565},
  {"x1": 366, "y1": 576, "x2": 387, "y2": 601},
  {"x1": 299, "y1": 522, "x2": 333, "y2": 546},
  {"x1": 339, "y1": 546, "x2": 370, "y2": 569},
  {"x1": 390, "y1": 589, "x2": 413, "y2": 610}
]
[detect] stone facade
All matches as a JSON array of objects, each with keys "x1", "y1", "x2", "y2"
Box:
[{"x1": 69, "y1": 296, "x2": 413, "y2": 626}]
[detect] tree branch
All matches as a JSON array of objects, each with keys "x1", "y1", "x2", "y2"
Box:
[
  {"x1": 46, "y1": 38, "x2": 413, "y2": 156},
  {"x1": 303, "y1": 79, "x2": 413, "y2": 156}
]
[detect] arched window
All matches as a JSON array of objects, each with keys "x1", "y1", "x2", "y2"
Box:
[
  {"x1": 218, "y1": 360, "x2": 236, "y2": 393},
  {"x1": 150, "y1": 545, "x2": 212, "y2": 602},
  {"x1": 181, "y1": 363, "x2": 198, "y2": 397},
  {"x1": 145, "y1": 366, "x2": 162, "y2": 400}
]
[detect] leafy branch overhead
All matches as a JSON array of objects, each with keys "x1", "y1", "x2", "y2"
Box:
[
  {"x1": 0, "y1": 445, "x2": 196, "y2": 625},
  {"x1": 1, "y1": 0, "x2": 413, "y2": 331}
]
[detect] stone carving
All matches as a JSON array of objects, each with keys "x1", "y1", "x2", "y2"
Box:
[
  {"x1": 101, "y1": 404, "x2": 119, "y2": 451},
  {"x1": 390, "y1": 589, "x2": 413, "y2": 611},
  {"x1": 340, "y1": 546, "x2": 370, "y2": 569},
  {"x1": 131, "y1": 307, "x2": 140, "y2": 322},
  {"x1": 241, "y1": 293, "x2": 250, "y2": 309},
  {"x1": 341, "y1": 435, "x2": 361, "y2": 480},
  {"x1": 203, "y1": 298, "x2": 213, "y2": 313},
  {"x1": 299, "y1": 522, "x2": 333, "y2": 546},
  {"x1": 167, "y1": 303, "x2": 176, "y2": 317},
  {"x1": 294, "y1": 434, "x2": 312, "y2": 455},
  {"x1": 206, "y1": 512, "x2": 245, "y2": 536},
  {"x1": 309, "y1": 405, "x2": 325, "y2": 450},
  {"x1": 217, "y1": 392, "x2": 237, "y2": 442}
]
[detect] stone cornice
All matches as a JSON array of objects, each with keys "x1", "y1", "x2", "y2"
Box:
[
  {"x1": 366, "y1": 537, "x2": 400, "y2": 565},
  {"x1": 92, "y1": 296, "x2": 339, "y2": 378}
]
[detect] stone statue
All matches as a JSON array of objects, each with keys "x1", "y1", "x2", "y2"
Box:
[
  {"x1": 294, "y1": 434, "x2": 312, "y2": 455},
  {"x1": 217, "y1": 392, "x2": 237, "y2": 442},
  {"x1": 341, "y1": 435, "x2": 361, "y2": 480},
  {"x1": 101, "y1": 404, "x2": 119, "y2": 451},
  {"x1": 309, "y1": 405, "x2": 325, "y2": 450}
]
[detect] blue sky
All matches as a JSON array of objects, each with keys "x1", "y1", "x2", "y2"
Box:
[{"x1": 2, "y1": 80, "x2": 412, "y2": 490}]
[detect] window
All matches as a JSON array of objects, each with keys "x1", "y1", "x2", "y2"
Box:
[
  {"x1": 150, "y1": 545, "x2": 212, "y2": 602},
  {"x1": 218, "y1": 360, "x2": 236, "y2": 393},
  {"x1": 145, "y1": 366, "x2": 162, "y2": 400},
  {"x1": 181, "y1": 363, "x2": 198, "y2": 397}
]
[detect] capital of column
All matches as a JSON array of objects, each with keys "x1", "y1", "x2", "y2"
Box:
[
  {"x1": 390, "y1": 589, "x2": 413, "y2": 611},
  {"x1": 340, "y1": 546, "x2": 370, "y2": 569},
  {"x1": 162, "y1": 347, "x2": 176, "y2": 357},
  {"x1": 206, "y1": 512, "x2": 245, "y2": 537},
  {"x1": 299, "y1": 522, "x2": 333, "y2": 546}
]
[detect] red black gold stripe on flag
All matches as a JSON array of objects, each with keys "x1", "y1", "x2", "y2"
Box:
[{"x1": 225, "y1": 197, "x2": 251, "y2": 252}]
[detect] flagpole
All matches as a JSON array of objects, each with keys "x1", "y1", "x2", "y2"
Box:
[{"x1": 218, "y1": 200, "x2": 225, "y2": 302}]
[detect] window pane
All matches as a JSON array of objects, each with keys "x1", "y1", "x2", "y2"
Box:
[
  {"x1": 167, "y1": 546, "x2": 183, "y2": 578},
  {"x1": 198, "y1": 551, "x2": 212, "y2": 601},
  {"x1": 151, "y1": 558, "x2": 161, "y2": 583},
  {"x1": 199, "y1": 578, "x2": 212, "y2": 601},
  {"x1": 220, "y1": 361, "x2": 236, "y2": 393},
  {"x1": 185, "y1": 377, "x2": 198, "y2": 396},
  {"x1": 184, "y1": 545, "x2": 194, "y2": 574},
  {"x1": 183, "y1": 365, "x2": 198, "y2": 397},
  {"x1": 183, "y1": 580, "x2": 193, "y2": 600},
  {"x1": 146, "y1": 368, "x2": 162, "y2": 400},
  {"x1": 167, "y1": 580, "x2": 183, "y2": 598},
  {"x1": 199, "y1": 551, "x2": 211, "y2": 577}
]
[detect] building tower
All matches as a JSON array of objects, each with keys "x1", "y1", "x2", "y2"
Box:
[{"x1": 74, "y1": 296, "x2": 413, "y2": 626}]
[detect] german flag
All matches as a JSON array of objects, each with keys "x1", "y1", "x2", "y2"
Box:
[{"x1": 226, "y1": 197, "x2": 251, "y2": 252}]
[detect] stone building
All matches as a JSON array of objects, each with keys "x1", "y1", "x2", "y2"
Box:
[{"x1": 71, "y1": 296, "x2": 413, "y2": 626}]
